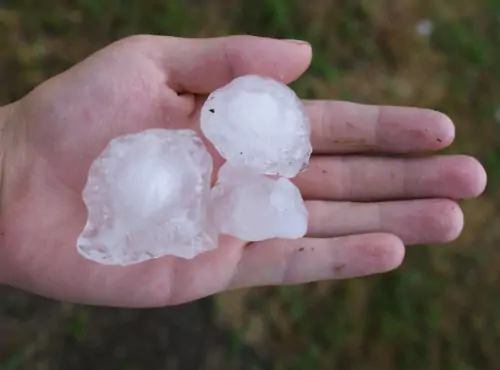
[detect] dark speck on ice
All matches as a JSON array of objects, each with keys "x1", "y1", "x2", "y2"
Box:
[{"x1": 209, "y1": 109, "x2": 215, "y2": 113}]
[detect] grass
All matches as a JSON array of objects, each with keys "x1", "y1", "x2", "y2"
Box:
[
  {"x1": 65, "y1": 310, "x2": 89, "y2": 344},
  {"x1": 0, "y1": 348, "x2": 24, "y2": 370},
  {"x1": 1, "y1": 0, "x2": 500, "y2": 369}
]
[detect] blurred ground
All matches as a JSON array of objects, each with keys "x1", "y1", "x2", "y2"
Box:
[{"x1": 1, "y1": 0, "x2": 500, "y2": 369}]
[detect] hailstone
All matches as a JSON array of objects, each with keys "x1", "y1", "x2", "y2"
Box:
[
  {"x1": 211, "y1": 163, "x2": 308, "y2": 242},
  {"x1": 77, "y1": 129, "x2": 217, "y2": 265},
  {"x1": 200, "y1": 75, "x2": 312, "y2": 178},
  {"x1": 77, "y1": 75, "x2": 312, "y2": 266}
]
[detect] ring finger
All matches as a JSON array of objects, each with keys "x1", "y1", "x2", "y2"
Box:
[{"x1": 306, "y1": 199, "x2": 464, "y2": 245}]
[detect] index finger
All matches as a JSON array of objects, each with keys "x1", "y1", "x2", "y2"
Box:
[{"x1": 305, "y1": 101, "x2": 455, "y2": 154}]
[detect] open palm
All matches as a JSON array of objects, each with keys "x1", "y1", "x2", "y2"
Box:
[{"x1": 0, "y1": 35, "x2": 486, "y2": 307}]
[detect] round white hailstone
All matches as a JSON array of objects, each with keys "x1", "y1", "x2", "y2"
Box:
[
  {"x1": 416, "y1": 19, "x2": 434, "y2": 37},
  {"x1": 211, "y1": 163, "x2": 308, "y2": 242},
  {"x1": 77, "y1": 129, "x2": 217, "y2": 265},
  {"x1": 200, "y1": 75, "x2": 312, "y2": 178}
]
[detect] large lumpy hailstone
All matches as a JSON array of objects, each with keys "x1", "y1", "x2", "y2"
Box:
[
  {"x1": 77, "y1": 129, "x2": 217, "y2": 265},
  {"x1": 201, "y1": 75, "x2": 312, "y2": 178},
  {"x1": 211, "y1": 164, "x2": 308, "y2": 242}
]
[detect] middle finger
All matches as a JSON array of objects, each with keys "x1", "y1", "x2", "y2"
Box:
[{"x1": 294, "y1": 155, "x2": 485, "y2": 202}]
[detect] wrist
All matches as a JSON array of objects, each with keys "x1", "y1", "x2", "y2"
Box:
[
  {"x1": 0, "y1": 103, "x2": 16, "y2": 285},
  {"x1": 0, "y1": 103, "x2": 10, "y2": 133},
  {"x1": 0, "y1": 104, "x2": 13, "y2": 207},
  {"x1": 0, "y1": 104, "x2": 10, "y2": 202}
]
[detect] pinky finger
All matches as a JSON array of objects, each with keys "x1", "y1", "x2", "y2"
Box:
[{"x1": 228, "y1": 233, "x2": 405, "y2": 289}]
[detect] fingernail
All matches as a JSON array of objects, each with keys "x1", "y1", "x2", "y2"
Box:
[{"x1": 284, "y1": 39, "x2": 311, "y2": 47}]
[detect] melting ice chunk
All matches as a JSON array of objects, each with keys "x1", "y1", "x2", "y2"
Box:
[
  {"x1": 211, "y1": 163, "x2": 308, "y2": 242},
  {"x1": 77, "y1": 129, "x2": 217, "y2": 265},
  {"x1": 200, "y1": 75, "x2": 312, "y2": 178}
]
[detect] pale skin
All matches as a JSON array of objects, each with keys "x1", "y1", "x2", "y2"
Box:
[{"x1": 0, "y1": 35, "x2": 487, "y2": 307}]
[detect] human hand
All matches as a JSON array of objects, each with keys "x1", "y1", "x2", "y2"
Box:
[{"x1": 0, "y1": 35, "x2": 486, "y2": 307}]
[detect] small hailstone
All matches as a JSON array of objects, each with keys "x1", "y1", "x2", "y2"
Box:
[
  {"x1": 77, "y1": 129, "x2": 217, "y2": 265},
  {"x1": 416, "y1": 19, "x2": 434, "y2": 37},
  {"x1": 494, "y1": 107, "x2": 500, "y2": 123},
  {"x1": 200, "y1": 75, "x2": 312, "y2": 178},
  {"x1": 211, "y1": 163, "x2": 308, "y2": 242}
]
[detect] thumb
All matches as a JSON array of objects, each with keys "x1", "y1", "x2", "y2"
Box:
[{"x1": 162, "y1": 35, "x2": 312, "y2": 94}]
